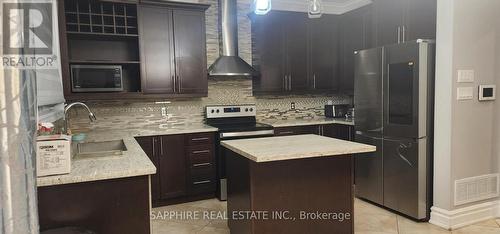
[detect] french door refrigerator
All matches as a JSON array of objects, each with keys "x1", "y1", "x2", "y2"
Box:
[{"x1": 354, "y1": 40, "x2": 435, "y2": 220}]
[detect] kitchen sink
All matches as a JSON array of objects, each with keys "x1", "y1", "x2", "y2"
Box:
[{"x1": 76, "y1": 140, "x2": 127, "y2": 158}]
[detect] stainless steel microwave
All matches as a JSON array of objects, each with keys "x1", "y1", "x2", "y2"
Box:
[{"x1": 71, "y1": 65, "x2": 123, "y2": 92}]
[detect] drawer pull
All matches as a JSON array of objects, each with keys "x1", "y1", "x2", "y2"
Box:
[
  {"x1": 278, "y1": 131, "x2": 294, "y2": 135},
  {"x1": 191, "y1": 137, "x2": 209, "y2": 141},
  {"x1": 192, "y1": 150, "x2": 210, "y2": 154},
  {"x1": 193, "y1": 180, "x2": 211, "y2": 185},
  {"x1": 193, "y1": 163, "x2": 211, "y2": 167}
]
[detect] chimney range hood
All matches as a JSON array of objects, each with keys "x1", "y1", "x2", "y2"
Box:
[{"x1": 208, "y1": 0, "x2": 258, "y2": 77}]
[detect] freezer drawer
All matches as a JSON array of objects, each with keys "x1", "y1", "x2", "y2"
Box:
[
  {"x1": 383, "y1": 137, "x2": 430, "y2": 220},
  {"x1": 354, "y1": 133, "x2": 383, "y2": 205}
]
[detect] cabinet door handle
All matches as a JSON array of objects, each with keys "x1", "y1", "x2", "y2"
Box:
[
  {"x1": 191, "y1": 137, "x2": 209, "y2": 142},
  {"x1": 176, "y1": 75, "x2": 180, "y2": 92},
  {"x1": 152, "y1": 138, "x2": 156, "y2": 157},
  {"x1": 172, "y1": 75, "x2": 176, "y2": 92},
  {"x1": 193, "y1": 180, "x2": 211, "y2": 185},
  {"x1": 192, "y1": 150, "x2": 210, "y2": 154},
  {"x1": 278, "y1": 131, "x2": 294, "y2": 135},
  {"x1": 397, "y1": 26, "x2": 401, "y2": 43},
  {"x1": 313, "y1": 74, "x2": 316, "y2": 89},
  {"x1": 283, "y1": 75, "x2": 287, "y2": 91},
  {"x1": 160, "y1": 138, "x2": 164, "y2": 156},
  {"x1": 193, "y1": 163, "x2": 211, "y2": 167},
  {"x1": 402, "y1": 25, "x2": 406, "y2": 42},
  {"x1": 288, "y1": 75, "x2": 292, "y2": 90}
]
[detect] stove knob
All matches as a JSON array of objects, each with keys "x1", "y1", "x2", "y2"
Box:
[
  {"x1": 211, "y1": 109, "x2": 215, "y2": 113},
  {"x1": 245, "y1": 108, "x2": 249, "y2": 112},
  {"x1": 250, "y1": 108, "x2": 254, "y2": 112},
  {"x1": 216, "y1": 109, "x2": 220, "y2": 113}
]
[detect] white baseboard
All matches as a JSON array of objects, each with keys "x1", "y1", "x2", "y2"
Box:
[{"x1": 429, "y1": 200, "x2": 500, "y2": 230}]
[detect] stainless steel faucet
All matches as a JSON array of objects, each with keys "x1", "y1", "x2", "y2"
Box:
[{"x1": 64, "y1": 102, "x2": 97, "y2": 133}]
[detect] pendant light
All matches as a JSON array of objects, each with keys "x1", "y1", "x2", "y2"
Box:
[
  {"x1": 308, "y1": 0, "x2": 322, "y2": 18},
  {"x1": 254, "y1": 0, "x2": 272, "y2": 15}
]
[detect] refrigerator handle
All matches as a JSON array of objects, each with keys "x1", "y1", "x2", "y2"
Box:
[{"x1": 397, "y1": 26, "x2": 401, "y2": 44}]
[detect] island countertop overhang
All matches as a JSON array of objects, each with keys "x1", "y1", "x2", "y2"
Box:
[{"x1": 221, "y1": 134, "x2": 376, "y2": 163}]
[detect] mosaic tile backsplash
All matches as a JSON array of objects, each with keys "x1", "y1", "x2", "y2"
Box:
[{"x1": 68, "y1": 79, "x2": 352, "y2": 132}]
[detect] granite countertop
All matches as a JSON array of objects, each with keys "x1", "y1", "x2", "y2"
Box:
[
  {"x1": 221, "y1": 134, "x2": 375, "y2": 163},
  {"x1": 37, "y1": 124, "x2": 218, "y2": 187},
  {"x1": 261, "y1": 117, "x2": 355, "y2": 127}
]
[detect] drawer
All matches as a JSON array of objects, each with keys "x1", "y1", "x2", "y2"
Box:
[
  {"x1": 274, "y1": 125, "x2": 320, "y2": 136},
  {"x1": 188, "y1": 145, "x2": 214, "y2": 165},
  {"x1": 186, "y1": 133, "x2": 214, "y2": 146},
  {"x1": 188, "y1": 172, "x2": 216, "y2": 195},
  {"x1": 189, "y1": 164, "x2": 214, "y2": 176}
]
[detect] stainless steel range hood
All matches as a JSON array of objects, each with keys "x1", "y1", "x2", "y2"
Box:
[{"x1": 208, "y1": 0, "x2": 258, "y2": 76}]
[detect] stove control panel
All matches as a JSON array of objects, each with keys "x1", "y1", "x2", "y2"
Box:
[{"x1": 206, "y1": 105, "x2": 256, "y2": 118}]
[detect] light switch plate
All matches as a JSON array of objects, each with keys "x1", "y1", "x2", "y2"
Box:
[
  {"x1": 457, "y1": 87, "x2": 474, "y2": 100},
  {"x1": 457, "y1": 70, "x2": 475, "y2": 83}
]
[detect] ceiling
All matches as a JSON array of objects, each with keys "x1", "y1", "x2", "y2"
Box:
[{"x1": 272, "y1": 0, "x2": 372, "y2": 15}]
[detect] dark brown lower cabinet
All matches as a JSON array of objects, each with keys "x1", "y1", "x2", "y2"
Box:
[
  {"x1": 274, "y1": 124, "x2": 354, "y2": 141},
  {"x1": 226, "y1": 149, "x2": 354, "y2": 234},
  {"x1": 38, "y1": 176, "x2": 150, "y2": 234},
  {"x1": 136, "y1": 132, "x2": 215, "y2": 206},
  {"x1": 274, "y1": 125, "x2": 320, "y2": 136},
  {"x1": 322, "y1": 124, "x2": 354, "y2": 141},
  {"x1": 159, "y1": 135, "x2": 187, "y2": 199}
]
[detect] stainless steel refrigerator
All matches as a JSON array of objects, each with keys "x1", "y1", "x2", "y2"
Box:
[{"x1": 354, "y1": 40, "x2": 435, "y2": 220}]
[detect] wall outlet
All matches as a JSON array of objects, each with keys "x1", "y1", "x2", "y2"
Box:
[
  {"x1": 161, "y1": 107, "x2": 167, "y2": 117},
  {"x1": 290, "y1": 102, "x2": 296, "y2": 110}
]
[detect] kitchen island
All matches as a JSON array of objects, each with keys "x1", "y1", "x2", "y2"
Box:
[{"x1": 221, "y1": 134, "x2": 376, "y2": 234}]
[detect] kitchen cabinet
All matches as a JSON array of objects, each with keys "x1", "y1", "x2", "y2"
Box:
[
  {"x1": 274, "y1": 125, "x2": 320, "y2": 136},
  {"x1": 59, "y1": 0, "x2": 209, "y2": 100},
  {"x1": 38, "y1": 176, "x2": 150, "y2": 234},
  {"x1": 251, "y1": 11, "x2": 287, "y2": 93},
  {"x1": 286, "y1": 13, "x2": 309, "y2": 92},
  {"x1": 339, "y1": 5, "x2": 372, "y2": 95},
  {"x1": 322, "y1": 124, "x2": 354, "y2": 141},
  {"x1": 158, "y1": 135, "x2": 187, "y2": 199},
  {"x1": 136, "y1": 132, "x2": 215, "y2": 206},
  {"x1": 139, "y1": 4, "x2": 207, "y2": 95},
  {"x1": 274, "y1": 124, "x2": 354, "y2": 141},
  {"x1": 372, "y1": 0, "x2": 436, "y2": 47},
  {"x1": 308, "y1": 14, "x2": 340, "y2": 92},
  {"x1": 252, "y1": 11, "x2": 309, "y2": 94}
]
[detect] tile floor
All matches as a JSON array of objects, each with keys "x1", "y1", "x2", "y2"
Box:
[{"x1": 151, "y1": 198, "x2": 500, "y2": 234}]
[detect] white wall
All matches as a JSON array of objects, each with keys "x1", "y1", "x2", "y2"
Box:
[{"x1": 431, "y1": 0, "x2": 500, "y2": 229}]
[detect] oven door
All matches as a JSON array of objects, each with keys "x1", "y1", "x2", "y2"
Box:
[
  {"x1": 215, "y1": 130, "x2": 274, "y2": 201},
  {"x1": 71, "y1": 65, "x2": 123, "y2": 92}
]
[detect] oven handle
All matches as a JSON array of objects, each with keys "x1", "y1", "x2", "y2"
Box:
[{"x1": 220, "y1": 130, "x2": 275, "y2": 139}]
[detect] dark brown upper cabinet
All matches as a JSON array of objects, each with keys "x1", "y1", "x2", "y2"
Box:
[
  {"x1": 252, "y1": 11, "x2": 338, "y2": 95},
  {"x1": 251, "y1": 11, "x2": 286, "y2": 93},
  {"x1": 339, "y1": 5, "x2": 372, "y2": 95},
  {"x1": 139, "y1": 4, "x2": 208, "y2": 95},
  {"x1": 252, "y1": 11, "x2": 309, "y2": 94},
  {"x1": 372, "y1": 0, "x2": 436, "y2": 47},
  {"x1": 307, "y1": 14, "x2": 340, "y2": 92},
  {"x1": 59, "y1": 0, "x2": 209, "y2": 101}
]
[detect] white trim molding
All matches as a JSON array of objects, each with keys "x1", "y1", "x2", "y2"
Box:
[
  {"x1": 429, "y1": 201, "x2": 500, "y2": 230},
  {"x1": 272, "y1": 0, "x2": 372, "y2": 15}
]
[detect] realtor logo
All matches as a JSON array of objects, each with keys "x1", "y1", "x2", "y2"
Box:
[{"x1": 1, "y1": 1, "x2": 56, "y2": 69}]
